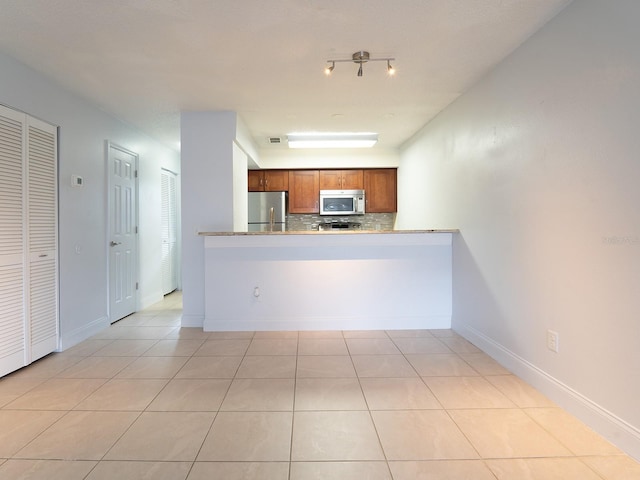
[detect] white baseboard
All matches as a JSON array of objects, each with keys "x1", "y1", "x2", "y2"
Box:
[
  {"x1": 139, "y1": 292, "x2": 163, "y2": 311},
  {"x1": 181, "y1": 314, "x2": 204, "y2": 328},
  {"x1": 204, "y1": 315, "x2": 452, "y2": 332},
  {"x1": 58, "y1": 316, "x2": 109, "y2": 351},
  {"x1": 456, "y1": 322, "x2": 640, "y2": 462}
]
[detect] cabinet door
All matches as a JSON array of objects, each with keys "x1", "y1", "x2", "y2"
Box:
[
  {"x1": 27, "y1": 117, "x2": 58, "y2": 361},
  {"x1": 248, "y1": 170, "x2": 264, "y2": 191},
  {"x1": 364, "y1": 169, "x2": 397, "y2": 213},
  {"x1": 341, "y1": 170, "x2": 364, "y2": 189},
  {"x1": 319, "y1": 170, "x2": 363, "y2": 190},
  {"x1": 0, "y1": 106, "x2": 26, "y2": 377},
  {"x1": 264, "y1": 170, "x2": 289, "y2": 191},
  {"x1": 288, "y1": 170, "x2": 320, "y2": 213},
  {"x1": 319, "y1": 170, "x2": 343, "y2": 190}
]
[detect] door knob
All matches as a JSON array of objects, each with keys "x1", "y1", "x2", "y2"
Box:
[{"x1": 110, "y1": 241, "x2": 122, "y2": 247}]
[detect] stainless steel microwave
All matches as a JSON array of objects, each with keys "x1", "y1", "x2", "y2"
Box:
[{"x1": 319, "y1": 189, "x2": 365, "y2": 215}]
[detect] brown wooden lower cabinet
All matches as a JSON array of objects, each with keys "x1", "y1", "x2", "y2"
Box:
[{"x1": 288, "y1": 170, "x2": 319, "y2": 213}]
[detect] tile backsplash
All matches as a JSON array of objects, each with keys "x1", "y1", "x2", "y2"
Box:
[{"x1": 287, "y1": 213, "x2": 396, "y2": 231}]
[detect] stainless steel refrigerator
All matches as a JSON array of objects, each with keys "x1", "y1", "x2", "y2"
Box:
[{"x1": 248, "y1": 191, "x2": 287, "y2": 231}]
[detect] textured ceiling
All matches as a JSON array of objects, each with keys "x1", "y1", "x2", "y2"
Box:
[{"x1": 0, "y1": 0, "x2": 571, "y2": 150}]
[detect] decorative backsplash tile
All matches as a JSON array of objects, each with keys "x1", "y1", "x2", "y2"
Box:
[{"x1": 287, "y1": 213, "x2": 396, "y2": 231}]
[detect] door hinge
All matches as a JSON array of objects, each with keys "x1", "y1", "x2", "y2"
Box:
[
  {"x1": 134, "y1": 170, "x2": 138, "y2": 178},
  {"x1": 135, "y1": 226, "x2": 138, "y2": 234},
  {"x1": 136, "y1": 282, "x2": 139, "y2": 290}
]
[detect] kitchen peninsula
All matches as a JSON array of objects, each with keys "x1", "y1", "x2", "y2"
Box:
[{"x1": 199, "y1": 229, "x2": 457, "y2": 332}]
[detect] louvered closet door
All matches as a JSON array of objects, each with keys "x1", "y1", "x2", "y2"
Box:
[
  {"x1": 0, "y1": 105, "x2": 26, "y2": 377},
  {"x1": 161, "y1": 169, "x2": 178, "y2": 295},
  {"x1": 26, "y1": 117, "x2": 58, "y2": 361}
]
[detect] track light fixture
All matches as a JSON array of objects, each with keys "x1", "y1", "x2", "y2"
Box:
[{"x1": 324, "y1": 51, "x2": 395, "y2": 77}]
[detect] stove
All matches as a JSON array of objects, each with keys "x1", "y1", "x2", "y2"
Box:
[{"x1": 317, "y1": 221, "x2": 362, "y2": 231}]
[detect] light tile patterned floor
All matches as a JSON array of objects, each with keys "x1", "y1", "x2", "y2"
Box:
[{"x1": 1, "y1": 291, "x2": 639, "y2": 479}]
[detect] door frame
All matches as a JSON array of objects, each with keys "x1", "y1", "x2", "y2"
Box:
[{"x1": 105, "y1": 141, "x2": 139, "y2": 322}]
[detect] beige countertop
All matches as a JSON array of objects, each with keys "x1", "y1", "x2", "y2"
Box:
[{"x1": 198, "y1": 229, "x2": 458, "y2": 236}]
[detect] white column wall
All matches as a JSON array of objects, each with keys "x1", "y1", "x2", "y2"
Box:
[
  {"x1": 232, "y1": 143, "x2": 249, "y2": 232},
  {"x1": 180, "y1": 111, "x2": 237, "y2": 326},
  {"x1": 396, "y1": 0, "x2": 640, "y2": 458}
]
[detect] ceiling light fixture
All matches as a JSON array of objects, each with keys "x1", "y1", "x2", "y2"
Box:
[
  {"x1": 325, "y1": 51, "x2": 395, "y2": 77},
  {"x1": 287, "y1": 132, "x2": 378, "y2": 149}
]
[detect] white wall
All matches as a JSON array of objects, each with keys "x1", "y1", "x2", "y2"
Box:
[
  {"x1": 397, "y1": 0, "x2": 640, "y2": 458},
  {"x1": 203, "y1": 233, "x2": 452, "y2": 331},
  {"x1": 257, "y1": 147, "x2": 399, "y2": 169},
  {"x1": 235, "y1": 115, "x2": 260, "y2": 167},
  {"x1": 232, "y1": 143, "x2": 249, "y2": 232},
  {"x1": 137, "y1": 145, "x2": 181, "y2": 307},
  {"x1": 0, "y1": 52, "x2": 180, "y2": 349}
]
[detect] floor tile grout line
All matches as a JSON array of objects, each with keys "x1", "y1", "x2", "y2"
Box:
[
  {"x1": 381, "y1": 328, "x2": 537, "y2": 466},
  {"x1": 3, "y1": 408, "x2": 73, "y2": 460},
  {"x1": 389, "y1": 335, "x2": 449, "y2": 411},
  {"x1": 519, "y1": 406, "x2": 601, "y2": 459},
  {"x1": 287, "y1": 335, "x2": 301, "y2": 480},
  {"x1": 182, "y1": 409, "x2": 219, "y2": 473},
  {"x1": 349, "y1": 347, "x2": 395, "y2": 477}
]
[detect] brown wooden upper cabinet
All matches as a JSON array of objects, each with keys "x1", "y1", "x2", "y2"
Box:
[
  {"x1": 364, "y1": 168, "x2": 397, "y2": 213},
  {"x1": 319, "y1": 170, "x2": 364, "y2": 190},
  {"x1": 248, "y1": 170, "x2": 289, "y2": 191},
  {"x1": 288, "y1": 170, "x2": 320, "y2": 213}
]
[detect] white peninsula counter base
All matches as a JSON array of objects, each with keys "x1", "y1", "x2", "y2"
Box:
[{"x1": 201, "y1": 231, "x2": 454, "y2": 332}]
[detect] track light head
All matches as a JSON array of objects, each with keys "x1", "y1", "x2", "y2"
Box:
[
  {"x1": 387, "y1": 60, "x2": 396, "y2": 76},
  {"x1": 324, "y1": 61, "x2": 335, "y2": 76}
]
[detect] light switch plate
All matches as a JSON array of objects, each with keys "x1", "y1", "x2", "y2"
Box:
[{"x1": 547, "y1": 329, "x2": 559, "y2": 353}]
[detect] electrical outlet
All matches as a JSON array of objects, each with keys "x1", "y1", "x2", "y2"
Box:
[{"x1": 547, "y1": 330, "x2": 559, "y2": 353}]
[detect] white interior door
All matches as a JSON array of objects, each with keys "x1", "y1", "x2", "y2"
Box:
[
  {"x1": 161, "y1": 169, "x2": 178, "y2": 295},
  {"x1": 108, "y1": 143, "x2": 138, "y2": 322}
]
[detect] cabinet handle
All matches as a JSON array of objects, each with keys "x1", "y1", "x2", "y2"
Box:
[{"x1": 39, "y1": 254, "x2": 48, "y2": 258}]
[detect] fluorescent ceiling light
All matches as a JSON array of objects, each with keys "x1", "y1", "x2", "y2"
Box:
[{"x1": 287, "y1": 132, "x2": 378, "y2": 149}]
